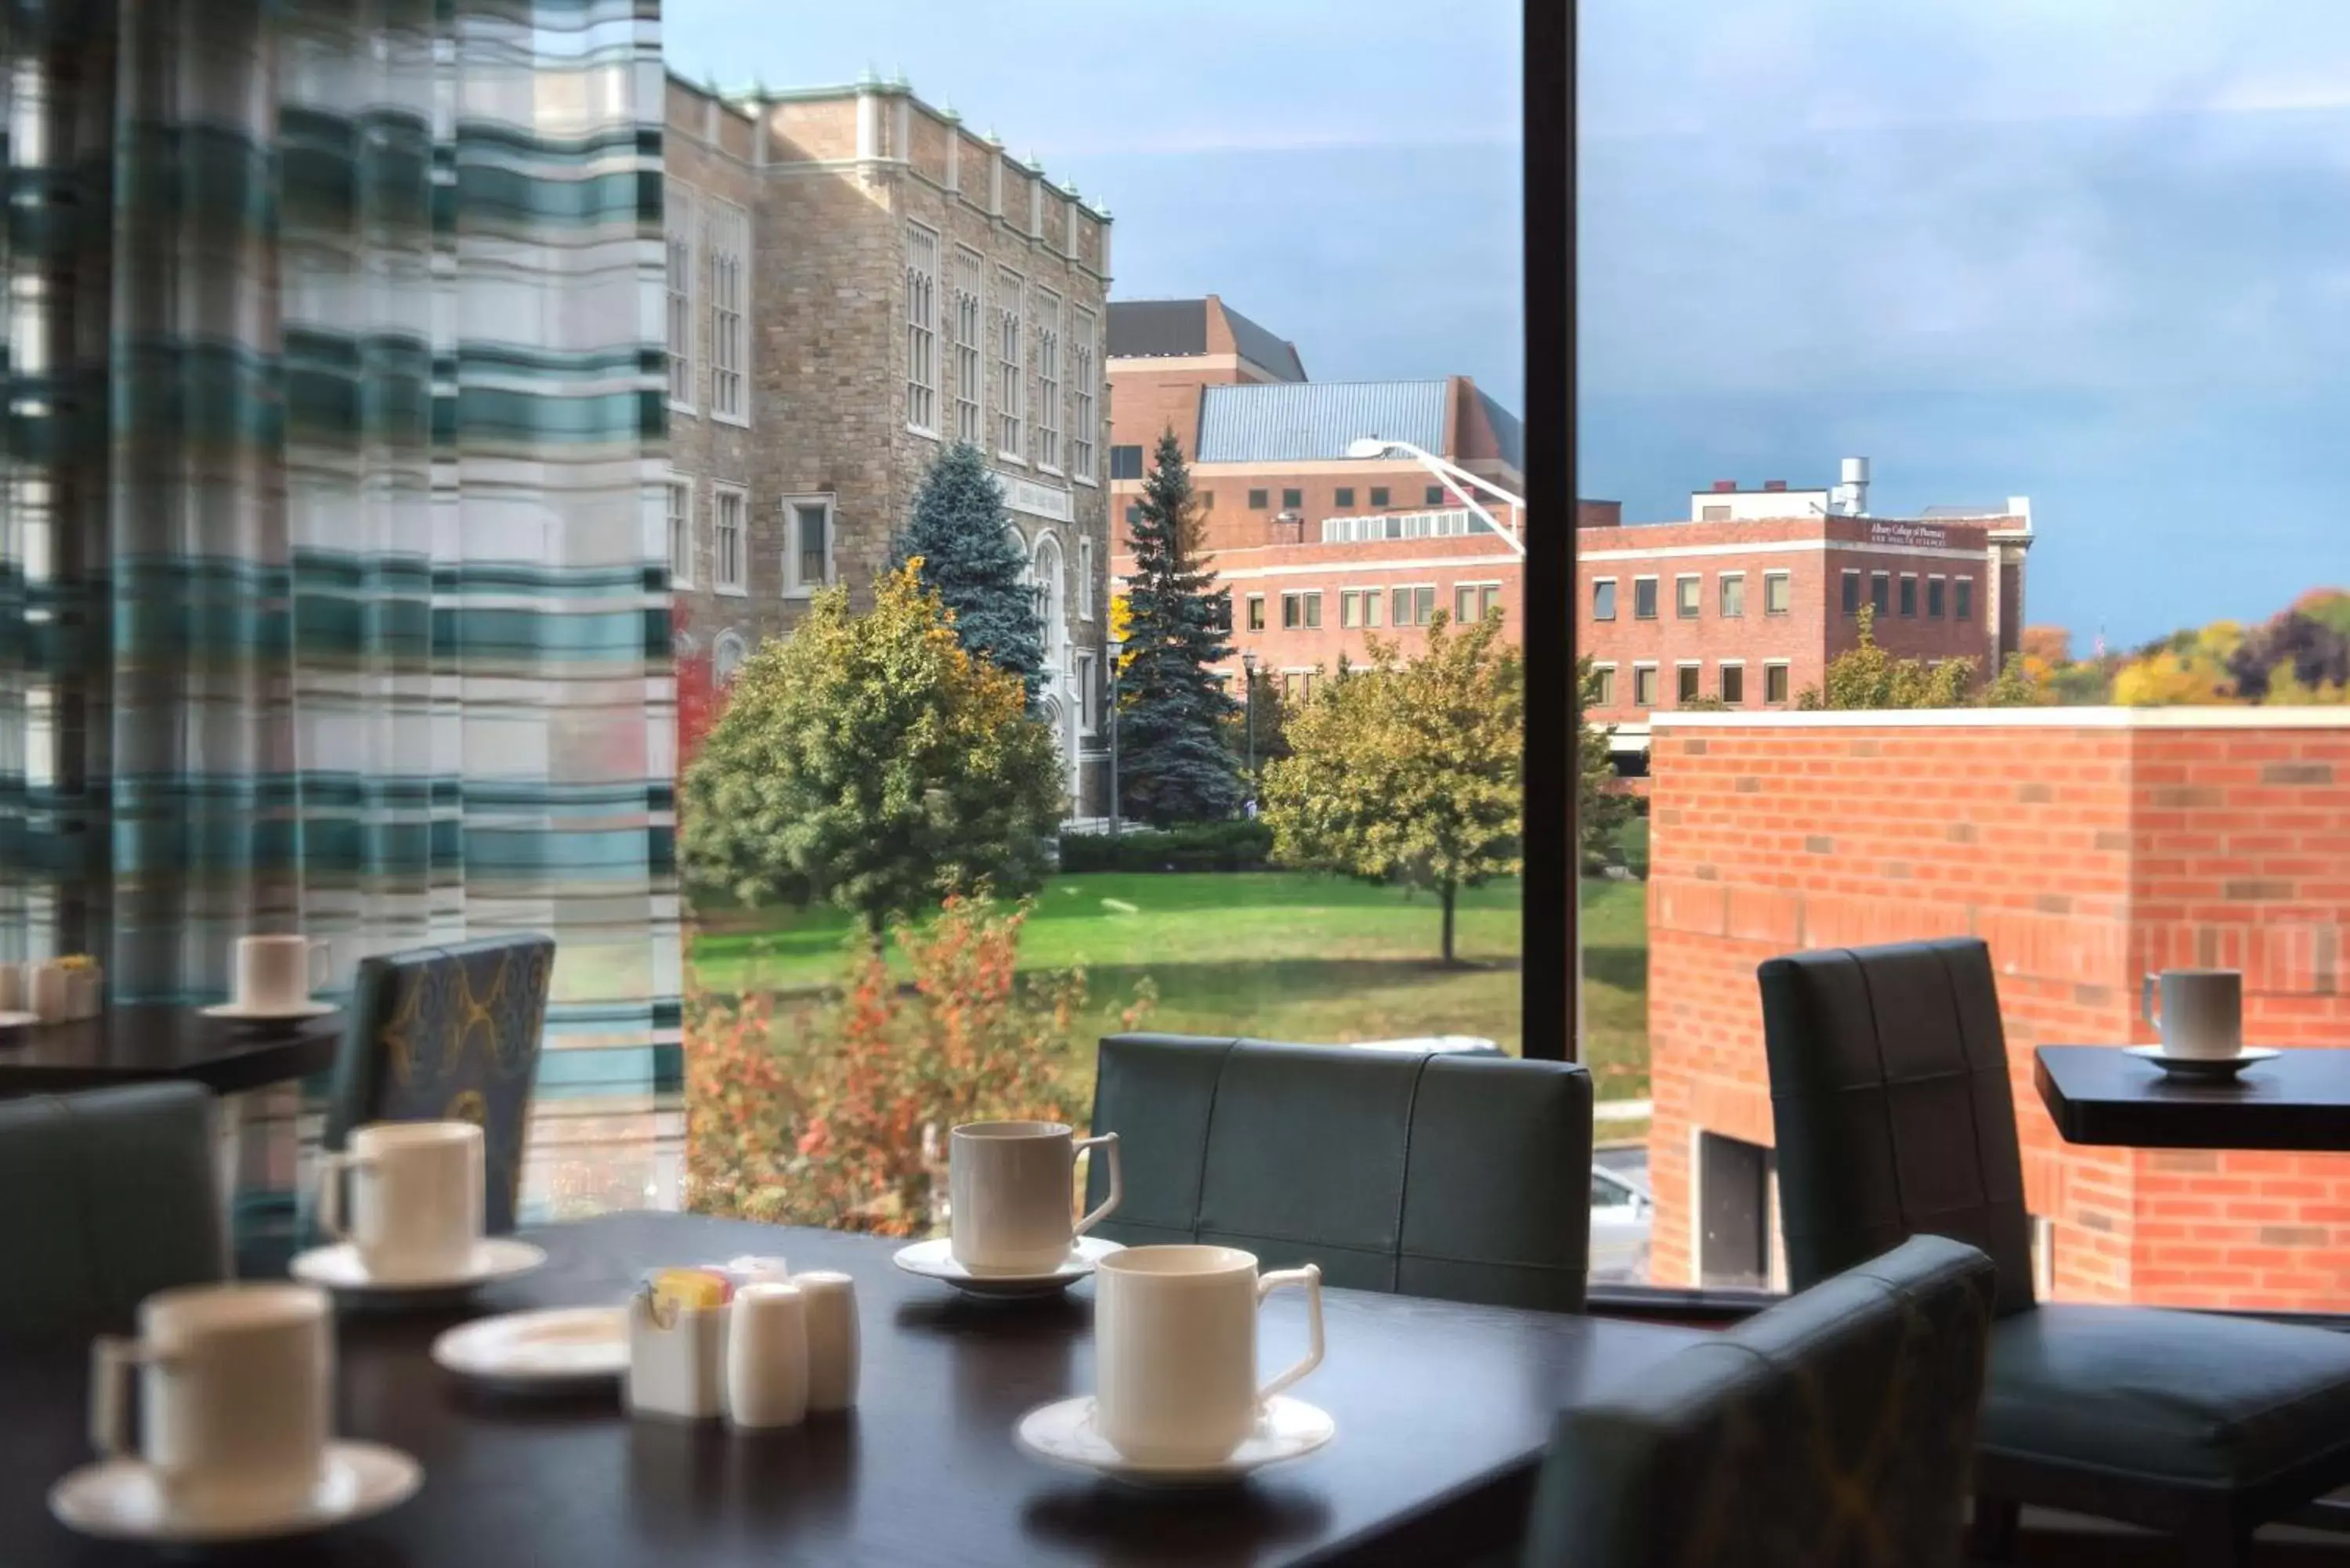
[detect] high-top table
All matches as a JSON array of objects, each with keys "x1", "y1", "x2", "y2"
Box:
[
  {"x1": 2034, "y1": 1045, "x2": 2350, "y2": 1152},
  {"x1": 0, "y1": 1211, "x2": 1705, "y2": 1567},
  {"x1": 0, "y1": 1003, "x2": 342, "y2": 1097}
]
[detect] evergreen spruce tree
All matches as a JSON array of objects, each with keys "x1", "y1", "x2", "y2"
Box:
[
  {"x1": 895, "y1": 442, "x2": 1047, "y2": 699},
  {"x1": 1119, "y1": 429, "x2": 1242, "y2": 824}
]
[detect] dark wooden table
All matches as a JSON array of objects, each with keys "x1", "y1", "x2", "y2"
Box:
[
  {"x1": 2035, "y1": 1045, "x2": 2350, "y2": 1151},
  {"x1": 0, "y1": 1211, "x2": 1704, "y2": 1567},
  {"x1": 0, "y1": 1003, "x2": 342, "y2": 1096}
]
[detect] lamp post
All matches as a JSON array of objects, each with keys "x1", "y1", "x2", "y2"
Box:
[
  {"x1": 1344, "y1": 436, "x2": 1528, "y2": 558},
  {"x1": 1240, "y1": 649, "x2": 1259, "y2": 794},
  {"x1": 1107, "y1": 634, "x2": 1125, "y2": 841}
]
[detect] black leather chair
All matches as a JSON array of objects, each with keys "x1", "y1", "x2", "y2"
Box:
[
  {"x1": 1761, "y1": 938, "x2": 2350, "y2": 1564},
  {"x1": 1084, "y1": 1033, "x2": 1593, "y2": 1311},
  {"x1": 1524, "y1": 1234, "x2": 1997, "y2": 1568},
  {"x1": 0, "y1": 1084, "x2": 225, "y2": 1335}
]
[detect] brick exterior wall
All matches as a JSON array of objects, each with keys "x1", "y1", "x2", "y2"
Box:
[
  {"x1": 664, "y1": 78, "x2": 1115, "y2": 813},
  {"x1": 1643, "y1": 710, "x2": 2350, "y2": 1310}
]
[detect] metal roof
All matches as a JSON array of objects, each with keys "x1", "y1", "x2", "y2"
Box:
[
  {"x1": 1106, "y1": 298, "x2": 1307, "y2": 381},
  {"x1": 1223, "y1": 305, "x2": 1307, "y2": 382},
  {"x1": 1196, "y1": 380, "x2": 1450, "y2": 464},
  {"x1": 1477, "y1": 388, "x2": 1525, "y2": 472}
]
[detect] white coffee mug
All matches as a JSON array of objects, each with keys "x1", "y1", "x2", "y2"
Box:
[
  {"x1": 1093, "y1": 1245, "x2": 1324, "y2": 1466},
  {"x1": 319, "y1": 1120, "x2": 485, "y2": 1281},
  {"x1": 2144, "y1": 969, "x2": 2243, "y2": 1060},
  {"x1": 90, "y1": 1283, "x2": 331, "y2": 1516},
  {"x1": 234, "y1": 934, "x2": 331, "y2": 1011},
  {"x1": 949, "y1": 1120, "x2": 1121, "y2": 1275}
]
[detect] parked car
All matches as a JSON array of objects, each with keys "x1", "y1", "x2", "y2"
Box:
[{"x1": 1589, "y1": 1163, "x2": 1652, "y2": 1284}]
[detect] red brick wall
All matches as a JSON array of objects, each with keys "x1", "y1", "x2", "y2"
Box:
[{"x1": 1645, "y1": 712, "x2": 2350, "y2": 1309}]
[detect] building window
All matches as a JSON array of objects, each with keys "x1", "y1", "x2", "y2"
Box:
[
  {"x1": 1246, "y1": 594, "x2": 1265, "y2": 631},
  {"x1": 951, "y1": 245, "x2": 985, "y2": 445},
  {"x1": 705, "y1": 196, "x2": 749, "y2": 422},
  {"x1": 667, "y1": 477, "x2": 692, "y2": 586},
  {"x1": 1124, "y1": 503, "x2": 1142, "y2": 526},
  {"x1": 1340, "y1": 588, "x2": 1385, "y2": 629},
  {"x1": 1592, "y1": 664, "x2": 1616, "y2": 706},
  {"x1": 1456, "y1": 583, "x2": 1477, "y2": 623},
  {"x1": 1033, "y1": 286, "x2": 1061, "y2": 470},
  {"x1": 1282, "y1": 670, "x2": 1316, "y2": 705},
  {"x1": 1370, "y1": 486, "x2": 1390, "y2": 508},
  {"x1": 713, "y1": 630, "x2": 747, "y2": 685},
  {"x1": 1701, "y1": 504, "x2": 1731, "y2": 522},
  {"x1": 1593, "y1": 579, "x2": 1618, "y2": 620},
  {"x1": 1282, "y1": 591, "x2": 1322, "y2": 630},
  {"x1": 1899, "y1": 573, "x2": 1918, "y2": 617},
  {"x1": 1676, "y1": 574, "x2": 1701, "y2": 619},
  {"x1": 1676, "y1": 663, "x2": 1701, "y2": 703},
  {"x1": 996, "y1": 266, "x2": 1024, "y2": 457},
  {"x1": 1248, "y1": 489, "x2": 1269, "y2": 510},
  {"x1": 1632, "y1": 665, "x2": 1659, "y2": 706},
  {"x1": 1764, "y1": 571, "x2": 1791, "y2": 615},
  {"x1": 1870, "y1": 572, "x2": 1891, "y2": 616},
  {"x1": 1076, "y1": 537, "x2": 1094, "y2": 620},
  {"x1": 1927, "y1": 575, "x2": 1947, "y2": 619},
  {"x1": 1071, "y1": 306, "x2": 1097, "y2": 480},
  {"x1": 1392, "y1": 585, "x2": 1437, "y2": 627},
  {"x1": 783, "y1": 494, "x2": 833, "y2": 596},
  {"x1": 663, "y1": 181, "x2": 696, "y2": 410},
  {"x1": 1955, "y1": 577, "x2": 1975, "y2": 620},
  {"x1": 714, "y1": 486, "x2": 747, "y2": 593},
  {"x1": 1633, "y1": 577, "x2": 1659, "y2": 620},
  {"x1": 1282, "y1": 487, "x2": 1303, "y2": 509},
  {"x1": 1721, "y1": 663, "x2": 1745, "y2": 704},
  {"x1": 1841, "y1": 569, "x2": 1861, "y2": 615},
  {"x1": 1720, "y1": 573, "x2": 1746, "y2": 618},
  {"x1": 905, "y1": 222, "x2": 941, "y2": 435},
  {"x1": 1109, "y1": 445, "x2": 1144, "y2": 481},
  {"x1": 1076, "y1": 650, "x2": 1100, "y2": 735},
  {"x1": 1480, "y1": 583, "x2": 1502, "y2": 617},
  {"x1": 1765, "y1": 662, "x2": 1791, "y2": 704},
  {"x1": 1424, "y1": 484, "x2": 1445, "y2": 506},
  {"x1": 1199, "y1": 491, "x2": 1215, "y2": 511},
  {"x1": 1335, "y1": 487, "x2": 1355, "y2": 508}
]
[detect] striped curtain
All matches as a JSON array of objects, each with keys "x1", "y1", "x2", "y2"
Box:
[{"x1": 0, "y1": 0, "x2": 681, "y2": 1216}]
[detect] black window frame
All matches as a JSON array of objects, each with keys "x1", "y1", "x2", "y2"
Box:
[
  {"x1": 1425, "y1": 483, "x2": 1446, "y2": 506},
  {"x1": 1335, "y1": 486, "x2": 1355, "y2": 508},
  {"x1": 1592, "y1": 579, "x2": 1617, "y2": 620},
  {"x1": 1842, "y1": 569, "x2": 1861, "y2": 615},
  {"x1": 1248, "y1": 488, "x2": 1269, "y2": 510},
  {"x1": 1899, "y1": 574, "x2": 1918, "y2": 618},
  {"x1": 1870, "y1": 571, "x2": 1891, "y2": 616},
  {"x1": 1928, "y1": 576, "x2": 1947, "y2": 619},
  {"x1": 1246, "y1": 594, "x2": 1265, "y2": 632},
  {"x1": 1956, "y1": 577, "x2": 1975, "y2": 620},
  {"x1": 1282, "y1": 487, "x2": 1303, "y2": 510},
  {"x1": 1676, "y1": 663, "x2": 1701, "y2": 703},
  {"x1": 1108, "y1": 444, "x2": 1145, "y2": 480},
  {"x1": 1632, "y1": 578, "x2": 1659, "y2": 620},
  {"x1": 1721, "y1": 663, "x2": 1744, "y2": 704},
  {"x1": 1370, "y1": 486, "x2": 1390, "y2": 508}
]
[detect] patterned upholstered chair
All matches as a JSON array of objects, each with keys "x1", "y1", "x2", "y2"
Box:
[
  {"x1": 1523, "y1": 1234, "x2": 1997, "y2": 1568},
  {"x1": 322, "y1": 934, "x2": 555, "y2": 1234},
  {"x1": 1085, "y1": 1034, "x2": 1593, "y2": 1311},
  {"x1": 0, "y1": 1084, "x2": 225, "y2": 1335},
  {"x1": 1762, "y1": 938, "x2": 2350, "y2": 1566}
]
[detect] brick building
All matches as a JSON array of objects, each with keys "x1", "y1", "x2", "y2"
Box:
[
  {"x1": 1642, "y1": 709, "x2": 2350, "y2": 1310},
  {"x1": 663, "y1": 75, "x2": 1115, "y2": 811},
  {"x1": 1105, "y1": 298, "x2": 1524, "y2": 703},
  {"x1": 1580, "y1": 460, "x2": 2035, "y2": 768}
]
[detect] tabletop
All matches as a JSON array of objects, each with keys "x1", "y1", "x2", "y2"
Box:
[
  {"x1": 0, "y1": 1211, "x2": 1705, "y2": 1568},
  {"x1": 0, "y1": 1003, "x2": 342, "y2": 1096},
  {"x1": 2034, "y1": 1045, "x2": 2350, "y2": 1151}
]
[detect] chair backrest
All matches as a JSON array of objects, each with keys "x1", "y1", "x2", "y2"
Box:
[
  {"x1": 1524, "y1": 1234, "x2": 1997, "y2": 1568},
  {"x1": 324, "y1": 933, "x2": 555, "y2": 1234},
  {"x1": 0, "y1": 1084, "x2": 224, "y2": 1336},
  {"x1": 1084, "y1": 1033, "x2": 1593, "y2": 1311},
  {"x1": 1758, "y1": 938, "x2": 2036, "y2": 1316}
]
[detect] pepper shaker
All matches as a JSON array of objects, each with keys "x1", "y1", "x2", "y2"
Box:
[
  {"x1": 727, "y1": 1281, "x2": 809, "y2": 1432},
  {"x1": 793, "y1": 1271, "x2": 860, "y2": 1414}
]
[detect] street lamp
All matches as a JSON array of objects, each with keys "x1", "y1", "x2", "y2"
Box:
[
  {"x1": 1240, "y1": 649, "x2": 1260, "y2": 796},
  {"x1": 1345, "y1": 436, "x2": 1528, "y2": 558},
  {"x1": 1106, "y1": 633, "x2": 1125, "y2": 841}
]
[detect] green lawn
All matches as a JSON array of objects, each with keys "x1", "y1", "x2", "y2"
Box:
[{"x1": 690, "y1": 870, "x2": 1651, "y2": 1100}]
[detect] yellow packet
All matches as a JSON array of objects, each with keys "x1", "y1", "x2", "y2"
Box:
[{"x1": 649, "y1": 1266, "x2": 731, "y2": 1312}]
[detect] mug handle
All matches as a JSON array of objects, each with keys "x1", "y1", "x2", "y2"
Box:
[
  {"x1": 316, "y1": 1150, "x2": 374, "y2": 1241},
  {"x1": 1072, "y1": 1132, "x2": 1122, "y2": 1237},
  {"x1": 2142, "y1": 974, "x2": 2160, "y2": 1031},
  {"x1": 309, "y1": 938, "x2": 334, "y2": 997},
  {"x1": 91, "y1": 1336, "x2": 165, "y2": 1458},
  {"x1": 1255, "y1": 1264, "x2": 1324, "y2": 1404}
]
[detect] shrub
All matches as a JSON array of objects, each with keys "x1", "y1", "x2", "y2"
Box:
[{"x1": 1057, "y1": 818, "x2": 1274, "y2": 873}]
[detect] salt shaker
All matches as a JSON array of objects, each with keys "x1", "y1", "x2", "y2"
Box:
[
  {"x1": 727, "y1": 1282, "x2": 809, "y2": 1432},
  {"x1": 794, "y1": 1271, "x2": 860, "y2": 1413}
]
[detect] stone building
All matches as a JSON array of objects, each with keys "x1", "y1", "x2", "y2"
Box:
[{"x1": 663, "y1": 74, "x2": 1115, "y2": 812}]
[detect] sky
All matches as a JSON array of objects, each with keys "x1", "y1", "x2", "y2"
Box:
[{"x1": 667, "y1": 1, "x2": 2350, "y2": 647}]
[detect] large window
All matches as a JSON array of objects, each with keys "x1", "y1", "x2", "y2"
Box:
[
  {"x1": 1281, "y1": 590, "x2": 1321, "y2": 630},
  {"x1": 712, "y1": 486, "x2": 747, "y2": 593},
  {"x1": 1070, "y1": 306, "x2": 1097, "y2": 481},
  {"x1": 1032, "y1": 287, "x2": 1061, "y2": 471},
  {"x1": 1109, "y1": 444, "x2": 1144, "y2": 480},
  {"x1": 667, "y1": 476, "x2": 693, "y2": 586},
  {"x1": 704, "y1": 196, "x2": 748, "y2": 423},
  {"x1": 952, "y1": 244, "x2": 985, "y2": 444},
  {"x1": 906, "y1": 222, "x2": 940, "y2": 435},
  {"x1": 995, "y1": 266, "x2": 1024, "y2": 458},
  {"x1": 664, "y1": 180, "x2": 696, "y2": 410},
  {"x1": 783, "y1": 494, "x2": 832, "y2": 596}
]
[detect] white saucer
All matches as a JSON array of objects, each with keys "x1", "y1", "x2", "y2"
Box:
[
  {"x1": 1016, "y1": 1394, "x2": 1335, "y2": 1487},
  {"x1": 2127, "y1": 1044, "x2": 2280, "y2": 1082},
  {"x1": 291, "y1": 1237, "x2": 547, "y2": 1296},
  {"x1": 201, "y1": 999, "x2": 340, "y2": 1022},
  {"x1": 432, "y1": 1306, "x2": 627, "y2": 1392},
  {"x1": 891, "y1": 1234, "x2": 1124, "y2": 1298},
  {"x1": 49, "y1": 1440, "x2": 421, "y2": 1544},
  {"x1": 0, "y1": 1010, "x2": 38, "y2": 1029}
]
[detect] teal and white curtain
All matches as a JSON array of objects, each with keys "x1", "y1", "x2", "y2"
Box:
[{"x1": 1, "y1": 0, "x2": 680, "y2": 1213}]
